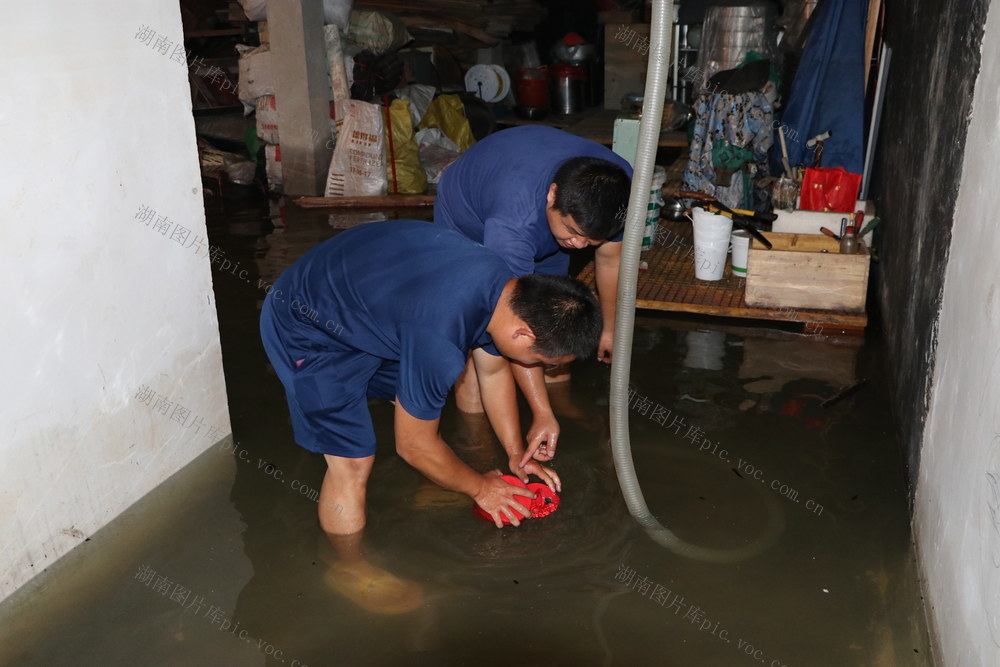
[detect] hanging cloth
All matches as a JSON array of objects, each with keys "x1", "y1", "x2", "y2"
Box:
[
  {"x1": 683, "y1": 90, "x2": 774, "y2": 196},
  {"x1": 773, "y1": 0, "x2": 867, "y2": 173}
]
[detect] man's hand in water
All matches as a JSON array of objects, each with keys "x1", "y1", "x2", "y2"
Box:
[
  {"x1": 508, "y1": 455, "x2": 561, "y2": 494},
  {"x1": 597, "y1": 328, "x2": 614, "y2": 363},
  {"x1": 473, "y1": 470, "x2": 535, "y2": 528},
  {"x1": 523, "y1": 412, "x2": 559, "y2": 464}
]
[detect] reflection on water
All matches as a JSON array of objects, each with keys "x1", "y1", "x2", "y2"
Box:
[{"x1": 0, "y1": 197, "x2": 932, "y2": 666}]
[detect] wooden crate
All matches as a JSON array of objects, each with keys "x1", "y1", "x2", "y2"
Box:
[{"x1": 745, "y1": 233, "x2": 870, "y2": 313}]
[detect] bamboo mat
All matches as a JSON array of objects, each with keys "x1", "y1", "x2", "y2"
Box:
[{"x1": 578, "y1": 220, "x2": 867, "y2": 334}]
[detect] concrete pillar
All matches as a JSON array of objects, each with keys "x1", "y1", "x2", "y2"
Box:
[{"x1": 268, "y1": 0, "x2": 332, "y2": 195}]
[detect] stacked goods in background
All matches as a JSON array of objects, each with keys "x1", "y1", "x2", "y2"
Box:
[
  {"x1": 235, "y1": 1, "x2": 354, "y2": 191},
  {"x1": 234, "y1": 0, "x2": 542, "y2": 194}
]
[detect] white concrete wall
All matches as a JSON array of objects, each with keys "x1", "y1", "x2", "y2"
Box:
[
  {"x1": 0, "y1": 2, "x2": 231, "y2": 602},
  {"x1": 916, "y1": 3, "x2": 1000, "y2": 663}
]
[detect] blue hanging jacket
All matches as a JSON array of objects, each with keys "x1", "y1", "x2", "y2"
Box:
[{"x1": 772, "y1": 0, "x2": 867, "y2": 174}]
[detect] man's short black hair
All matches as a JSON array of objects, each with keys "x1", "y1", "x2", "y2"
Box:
[
  {"x1": 509, "y1": 274, "x2": 602, "y2": 360},
  {"x1": 551, "y1": 157, "x2": 631, "y2": 241}
]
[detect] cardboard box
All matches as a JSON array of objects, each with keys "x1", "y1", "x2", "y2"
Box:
[
  {"x1": 598, "y1": 10, "x2": 640, "y2": 24},
  {"x1": 745, "y1": 233, "x2": 870, "y2": 313},
  {"x1": 604, "y1": 23, "x2": 650, "y2": 109}
]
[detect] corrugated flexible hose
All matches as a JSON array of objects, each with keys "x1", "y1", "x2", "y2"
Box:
[{"x1": 609, "y1": 0, "x2": 784, "y2": 562}]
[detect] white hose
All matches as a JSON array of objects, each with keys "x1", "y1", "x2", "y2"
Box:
[{"x1": 609, "y1": 0, "x2": 783, "y2": 563}]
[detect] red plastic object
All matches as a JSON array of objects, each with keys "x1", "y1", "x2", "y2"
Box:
[
  {"x1": 526, "y1": 482, "x2": 560, "y2": 518},
  {"x1": 473, "y1": 474, "x2": 560, "y2": 524},
  {"x1": 516, "y1": 68, "x2": 549, "y2": 108},
  {"x1": 799, "y1": 167, "x2": 863, "y2": 213}
]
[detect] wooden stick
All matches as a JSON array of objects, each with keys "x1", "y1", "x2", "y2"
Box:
[
  {"x1": 820, "y1": 378, "x2": 867, "y2": 408},
  {"x1": 400, "y1": 16, "x2": 499, "y2": 45},
  {"x1": 778, "y1": 126, "x2": 793, "y2": 178},
  {"x1": 294, "y1": 194, "x2": 436, "y2": 209}
]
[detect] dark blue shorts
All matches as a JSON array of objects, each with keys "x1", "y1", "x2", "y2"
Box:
[{"x1": 260, "y1": 298, "x2": 395, "y2": 458}]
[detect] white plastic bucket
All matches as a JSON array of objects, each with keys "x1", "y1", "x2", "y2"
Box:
[
  {"x1": 691, "y1": 208, "x2": 733, "y2": 281},
  {"x1": 683, "y1": 330, "x2": 727, "y2": 370},
  {"x1": 730, "y1": 230, "x2": 751, "y2": 278},
  {"x1": 642, "y1": 165, "x2": 668, "y2": 251}
]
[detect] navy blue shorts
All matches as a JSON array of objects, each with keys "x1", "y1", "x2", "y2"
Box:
[{"x1": 260, "y1": 298, "x2": 395, "y2": 458}]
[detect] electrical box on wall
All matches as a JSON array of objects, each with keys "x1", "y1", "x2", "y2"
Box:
[{"x1": 611, "y1": 116, "x2": 641, "y2": 166}]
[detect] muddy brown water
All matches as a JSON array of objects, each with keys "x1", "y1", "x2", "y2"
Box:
[{"x1": 0, "y1": 197, "x2": 933, "y2": 666}]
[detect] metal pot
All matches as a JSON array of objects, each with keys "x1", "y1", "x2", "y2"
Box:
[{"x1": 662, "y1": 198, "x2": 688, "y2": 221}]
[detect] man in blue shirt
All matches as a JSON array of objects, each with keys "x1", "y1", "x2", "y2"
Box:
[
  {"x1": 434, "y1": 125, "x2": 632, "y2": 452},
  {"x1": 260, "y1": 220, "x2": 600, "y2": 611}
]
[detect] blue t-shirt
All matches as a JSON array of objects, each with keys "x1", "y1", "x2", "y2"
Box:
[
  {"x1": 265, "y1": 220, "x2": 513, "y2": 421},
  {"x1": 434, "y1": 125, "x2": 633, "y2": 276}
]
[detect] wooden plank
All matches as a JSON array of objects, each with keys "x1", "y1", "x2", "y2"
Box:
[
  {"x1": 494, "y1": 106, "x2": 598, "y2": 130},
  {"x1": 864, "y1": 0, "x2": 883, "y2": 87},
  {"x1": 294, "y1": 194, "x2": 436, "y2": 209},
  {"x1": 355, "y1": 0, "x2": 547, "y2": 38},
  {"x1": 400, "y1": 16, "x2": 499, "y2": 45},
  {"x1": 567, "y1": 108, "x2": 687, "y2": 148}
]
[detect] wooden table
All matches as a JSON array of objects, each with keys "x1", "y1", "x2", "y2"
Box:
[
  {"x1": 577, "y1": 221, "x2": 868, "y2": 335},
  {"x1": 495, "y1": 108, "x2": 687, "y2": 148}
]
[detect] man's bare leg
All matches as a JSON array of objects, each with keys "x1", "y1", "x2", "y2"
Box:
[
  {"x1": 319, "y1": 454, "x2": 373, "y2": 535},
  {"x1": 320, "y1": 454, "x2": 422, "y2": 614},
  {"x1": 455, "y1": 356, "x2": 484, "y2": 413}
]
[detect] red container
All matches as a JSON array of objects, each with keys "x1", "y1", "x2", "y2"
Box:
[
  {"x1": 473, "y1": 474, "x2": 560, "y2": 524},
  {"x1": 516, "y1": 68, "x2": 549, "y2": 108}
]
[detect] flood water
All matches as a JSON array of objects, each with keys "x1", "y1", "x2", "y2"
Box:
[{"x1": 0, "y1": 195, "x2": 933, "y2": 666}]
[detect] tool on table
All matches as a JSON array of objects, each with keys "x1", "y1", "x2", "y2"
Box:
[
  {"x1": 857, "y1": 216, "x2": 880, "y2": 238},
  {"x1": 676, "y1": 191, "x2": 777, "y2": 224},
  {"x1": 819, "y1": 226, "x2": 841, "y2": 241},
  {"x1": 806, "y1": 130, "x2": 832, "y2": 168},
  {"x1": 686, "y1": 197, "x2": 773, "y2": 249}
]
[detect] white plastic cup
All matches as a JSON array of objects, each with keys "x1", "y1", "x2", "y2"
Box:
[
  {"x1": 642, "y1": 165, "x2": 668, "y2": 251},
  {"x1": 730, "y1": 230, "x2": 751, "y2": 278},
  {"x1": 691, "y1": 208, "x2": 733, "y2": 281}
]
